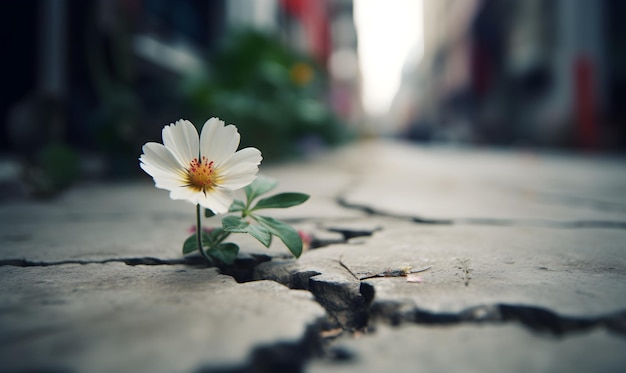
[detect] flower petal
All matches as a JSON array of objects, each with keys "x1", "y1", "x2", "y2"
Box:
[
  {"x1": 220, "y1": 147, "x2": 262, "y2": 171},
  {"x1": 139, "y1": 142, "x2": 185, "y2": 178},
  {"x1": 143, "y1": 169, "x2": 184, "y2": 189},
  {"x1": 139, "y1": 117, "x2": 262, "y2": 210},
  {"x1": 196, "y1": 188, "x2": 235, "y2": 214},
  {"x1": 151, "y1": 173, "x2": 187, "y2": 189},
  {"x1": 218, "y1": 162, "x2": 260, "y2": 190},
  {"x1": 200, "y1": 117, "x2": 240, "y2": 165},
  {"x1": 168, "y1": 186, "x2": 200, "y2": 204},
  {"x1": 162, "y1": 120, "x2": 199, "y2": 167}
]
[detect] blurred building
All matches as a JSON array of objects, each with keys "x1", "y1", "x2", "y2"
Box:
[
  {"x1": 232, "y1": 0, "x2": 362, "y2": 123},
  {"x1": 1, "y1": 0, "x2": 359, "y2": 185},
  {"x1": 393, "y1": 0, "x2": 626, "y2": 150},
  {"x1": 2, "y1": 0, "x2": 227, "y2": 155}
]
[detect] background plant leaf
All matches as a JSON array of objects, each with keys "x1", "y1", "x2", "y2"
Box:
[
  {"x1": 222, "y1": 216, "x2": 272, "y2": 247},
  {"x1": 182, "y1": 231, "x2": 211, "y2": 254},
  {"x1": 222, "y1": 216, "x2": 249, "y2": 232},
  {"x1": 245, "y1": 176, "x2": 278, "y2": 204},
  {"x1": 253, "y1": 215, "x2": 302, "y2": 258},
  {"x1": 253, "y1": 192, "x2": 309, "y2": 210},
  {"x1": 229, "y1": 199, "x2": 246, "y2": 213},
  {"x1": 207, "y1": 227, "x2": 226, "y2": 242},
  {"x1": 205, "y1": 208, "x2": 216, "y2": 218},
  {"x1": 246, "y1": 224, "x2": 272, "y2": 247},
  {"x1": 182, "y1": 234, "x2": 198, "y2": 254},
  {"x1": 208, "y1": 242, "x2": 239, "y2": 265}
]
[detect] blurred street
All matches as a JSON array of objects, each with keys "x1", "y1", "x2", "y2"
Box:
[
  {"x1": 2, "y1": 139, "x2": 626, "y2": 372},
  {"x1": 1, "y1": 0, "x2": 626, "y2": 372}
]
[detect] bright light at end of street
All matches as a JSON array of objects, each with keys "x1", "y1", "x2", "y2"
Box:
[{"x1": 354, "y1": 0, "x2": 423, "y2": 117}]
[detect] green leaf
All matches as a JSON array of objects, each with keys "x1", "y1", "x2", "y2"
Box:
[
  {"x1": 208, "y1": 242, "x2": 239, "y2": 265},
  {"x1": 206, "y1": 227, "x2": 225, "y2": 244},
  {"x1": 244, "y1": 176, "x2": 278, "y2": 204},
  {"x1": 183, "y1": 228, "x2": 227, "y2": 255},
  {"x1": 222, "y1": 216, "x2": 272, "y2": 247},
  {"x1": 253, "y1": 215, "x2": 303, "y2": 258},
  {"x1": 205, "y1": 208, "x2": 216, "y2": 218},
  {"x1": 246, "y1": 224, "x2": 272, "y2": 247},
  {"x1": 182, "y1": 231, "x2": 211, "y2": 255},
  {"x1": 222, "y1": 216, "x2": 250, "y2": 232},
  {"x1": 253, "y1": 193, "x2": 309, "y2": 210},
  {"x1": 229, "y1": 199, "x2": 246, "y2": 213},
  {"x1": 182, "y1": 234, "x2": 199, "y2": 254}
]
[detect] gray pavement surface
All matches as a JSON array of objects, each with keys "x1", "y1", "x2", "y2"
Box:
[{"x1": 1, "y1": 140, "x2": 625, "y2": 372}]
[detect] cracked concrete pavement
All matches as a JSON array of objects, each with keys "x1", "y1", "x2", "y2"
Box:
[{"x1": 1, "y1": 140, "x2": 625, "y2": 372}]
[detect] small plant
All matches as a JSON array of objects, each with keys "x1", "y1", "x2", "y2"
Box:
[
  {"x1": 183, "y1": 175, "x2": 308, "y2": 264},
  {"x1": 139, "y1": 117, "x2": 308, "y2": 266}
]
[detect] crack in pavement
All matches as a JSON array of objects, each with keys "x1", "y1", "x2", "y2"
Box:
[
  {"x1": 4, "y1": 191, "x2": 625, "y2": 371},
  {"x1": 249, "y1": 257, "x2": 626, "y2": 338},
  {"x1": 455, "y1": 218, "x2": 626, "y2": 229},
  {"x1": 336, "y1": 196, "x2": 626, "y2": 229},
  {"x1": 219, "y1": 265, "x2": 626, "y2": 372},
  {"x1": 522, "y1": 189, "x2": 626, "y2": 214},
  {"x1": 370, "y1": 302, "x2": 626, "y2": 336},
  {"x1": 197, "y1": 321, "x2": 325, "y2": 373},
  {"x1": 0, "y1": 256, "x2": 207, "y2": 267},
  {"x1": 252, "y1": 261, "x2": 626, "y2": 337},
  {"x1": 3, "y1": 243, "x2": 625, "y2": 372},
  {"x1": 336, "y1": 196, "x2": 452, "y2": 224},
  {"x1": 4, "y1": 223, "x2": 624, "y2": 338}
]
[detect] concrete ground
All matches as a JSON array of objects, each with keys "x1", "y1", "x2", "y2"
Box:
[{"x1": 1, "y1": 140, "x2": 625, "y2": 373}]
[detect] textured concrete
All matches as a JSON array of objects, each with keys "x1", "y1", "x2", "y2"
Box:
[
  {"x1": 0, "y1": 264, "x2": 324, "y2": 373},
  {"x1": 256, "y1": 224, "x2": 626, "y2": 319},
  {"x1": 1, "y1": 140, "x2": 625, "y2": 372},
  {"x1": 307, "y1": 324, "x2": 626, "y2": 373},
  {"x1": 335, "y1": 141, "x2": 626, "y2": 222}
]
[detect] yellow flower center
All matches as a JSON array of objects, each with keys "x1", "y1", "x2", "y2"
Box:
[{"x1": 186, "y1": 156, "x2": 217, "y2": 193}]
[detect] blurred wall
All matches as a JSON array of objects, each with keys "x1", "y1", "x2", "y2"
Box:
[
  {"x1": 393, "y1": 0, "x2": 626, "y2": 150},
  {"x1": 1, "y1": 0, "x2": 358, "y2": 189},
  {"x1": 2, "y1": 0, "x2": 226, "y2": 154}
]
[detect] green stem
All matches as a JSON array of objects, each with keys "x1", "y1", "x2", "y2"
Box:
[
  {"x1": 196, "y1": 204, "x2": 212, "y2": 264},
  {"x1": 216, "y1": 230, "x2": 231, "y2": 244}
]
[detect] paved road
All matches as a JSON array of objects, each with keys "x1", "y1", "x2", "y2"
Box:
[{"x1": 1, "y1": 140, "x2": 625, "y2": 372}]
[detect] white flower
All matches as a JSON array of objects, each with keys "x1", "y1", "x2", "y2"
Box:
[{"x1": 139, "y1": 118, "x2": 262, "y2": 214}]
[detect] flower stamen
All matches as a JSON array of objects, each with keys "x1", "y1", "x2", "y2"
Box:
[{"x1": 186, "y1": 156, "x2": 217, "y2": 193}]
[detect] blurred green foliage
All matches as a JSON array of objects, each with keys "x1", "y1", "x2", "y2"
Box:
[
  {"x1": 86, "y1": 10, "x2": 142, "y2": 178},
  {"x1": 25, "y1": 142, "x2": 80, "y2": 198},
  {"x1": 182, "y1": 30, "x2": 351, "y2": 161}
]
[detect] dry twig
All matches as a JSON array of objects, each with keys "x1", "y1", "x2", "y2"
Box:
[{"x1": 338, "y1": 256, "x2": 431, "y2": 281}]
